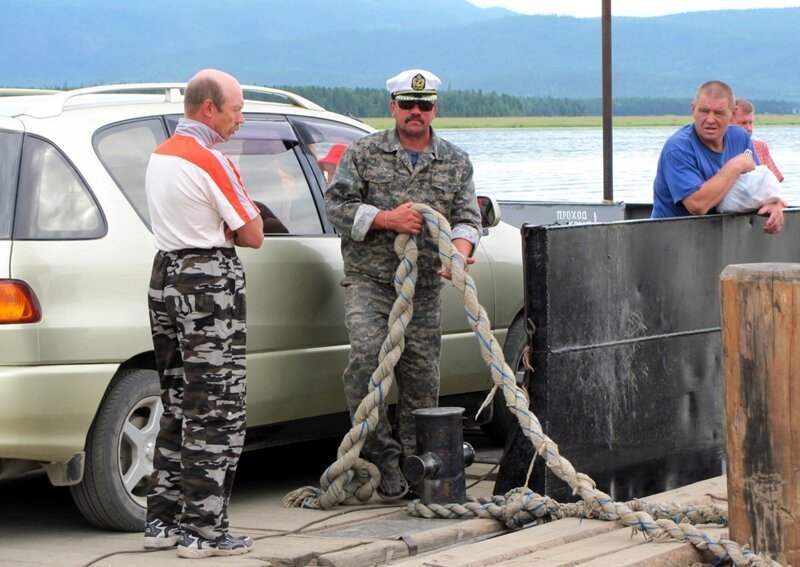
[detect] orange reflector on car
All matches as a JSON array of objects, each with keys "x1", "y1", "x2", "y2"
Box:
[{"x1": 0, "y1": 280, "x2": 42, "y2": 324}]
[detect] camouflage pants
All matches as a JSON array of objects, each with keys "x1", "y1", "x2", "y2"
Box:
[
  {"x1": 146, "y1": 248, "x2": 247, "y2": 541},
  {"x1": 342, "y1": 276, "x2": 442, "y2": 472}
]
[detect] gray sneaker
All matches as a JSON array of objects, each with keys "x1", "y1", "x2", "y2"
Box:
[
  {"x1": 143, "y1": 519, "x2": 181, "y2": 549},
  {"x1": 177, "y1": 531, "x2": 254, "y2": 559}
]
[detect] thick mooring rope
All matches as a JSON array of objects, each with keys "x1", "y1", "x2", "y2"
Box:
[
  {"x1": 283, "y1": 208, "x2": 447, "y2": 509},
  {"x1": 408, "y1": 490, "x2": 728, "y2": 530},
  {"x1": 284, "y1": 204, "x2": 780, "y2": 566}
]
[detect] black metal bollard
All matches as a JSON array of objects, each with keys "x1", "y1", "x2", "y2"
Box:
[{"x1": 402, "y1": 407, "x2": 475, "y2": 505}]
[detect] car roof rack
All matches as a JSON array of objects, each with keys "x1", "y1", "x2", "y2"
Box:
[
  {"x1": 0, "y1": 88, "x2": 63, "y2": 97},
  {"x1": 242, "y1": 85, "x2": 325, "y2": 112},
  {"x1": 22, "y1": 83, "x2": 325, "y2": 118}
]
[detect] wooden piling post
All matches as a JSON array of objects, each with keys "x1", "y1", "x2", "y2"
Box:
[{"x1": 720, "y1": 263, "x2": 800, "y2": 566}]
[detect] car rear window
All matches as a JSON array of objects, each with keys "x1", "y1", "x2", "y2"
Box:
[
  {"x1": 0, "y1": 131, "x2": 23, "y2": 239},
  {"x1": 14, "y1": 135, "x2": 105, "y2": 240}
]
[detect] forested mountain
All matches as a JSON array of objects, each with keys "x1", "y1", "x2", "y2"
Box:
[
  {"x1": 280, "y1": 86, "x2": 797, "y2": 118},
  {"x1": 3, "y1": 0, "x2": 800, "y2": 104}
]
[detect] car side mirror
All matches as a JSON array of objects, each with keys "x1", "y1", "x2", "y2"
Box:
[{"x1": 478, "y1": 195, "x2": 501, "y2": 229}]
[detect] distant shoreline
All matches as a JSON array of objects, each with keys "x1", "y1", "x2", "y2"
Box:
[{"x1": 363, "y1": 115, "x2": 800, "y2": 129}]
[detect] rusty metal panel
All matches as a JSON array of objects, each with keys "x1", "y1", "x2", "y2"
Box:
[{"x1": 496, "y1": 210, "x2": 800, "y2": 501}]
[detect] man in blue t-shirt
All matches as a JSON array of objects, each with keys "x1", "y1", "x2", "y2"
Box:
[{"x1": 651, "y1": 80, "x2": 784, "y2": 234}]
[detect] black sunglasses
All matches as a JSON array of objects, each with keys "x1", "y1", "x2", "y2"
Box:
[{"x1": 396, "y1": 99, "x2": 435, "y2": 112}]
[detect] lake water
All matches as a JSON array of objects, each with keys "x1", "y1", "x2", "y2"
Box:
[{"x1": 440, "y1": 126, "x2": 800, "y2": 205}]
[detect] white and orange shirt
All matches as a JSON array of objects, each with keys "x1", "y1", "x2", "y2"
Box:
[{"x1": 145, "y1": 118, "x2": 259, "y2": 251}]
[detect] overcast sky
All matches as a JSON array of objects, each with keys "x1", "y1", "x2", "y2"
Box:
[{"x1": 467, "y1": 0, "x2": 800, "y2": 18}]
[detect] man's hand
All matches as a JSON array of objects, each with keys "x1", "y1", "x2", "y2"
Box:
[
  {"x1": 387, "y1": 202, "x2": 424, "y2": 234},
  {"x1": 758, "y1": 202, "x2": 785, "y2": 234},
  {"x1": 728, "y1": 152, "x2": 757, "y2": 175},
  {"x1": 231, "y1": 215, "x2": 264, "y2": 248},
  {"x1": 438, "y1": 255, "x2": 476, "y2": 280},
  {"x1": 439, "y1": 238, "x2": 476, "y2": 280},
  {"x1": 685, "y1": 152, "x2": 758, "y2": 216}
]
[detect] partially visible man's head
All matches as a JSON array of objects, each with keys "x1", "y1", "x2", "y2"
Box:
[
  {"x1": 732, "y1": 98, "x2": 756, "y2": 135},
  {"x1": 184, "y1": 69, "x2": 245, "y2": 141},
  {"x1": 386, "y1": 69, "x2": 441, "y2": 138},
  {"x1": 693, "y1": 80, "x2": 735, "y2": 109},
  {"x1": 691, "y1": 80, "x2": 735, "y2": 151}
]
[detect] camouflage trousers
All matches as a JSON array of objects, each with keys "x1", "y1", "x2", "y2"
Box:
[
  {"x1": 146, "y1": 248, "x2": 247, "y2": 541},
  {"x1": 342, "y1": 276, "x2": 442, "y2": 473}
]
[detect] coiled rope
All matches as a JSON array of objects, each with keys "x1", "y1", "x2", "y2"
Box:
[{"x1": 284, "y1": 204, "x2": 781, "y2": 566}]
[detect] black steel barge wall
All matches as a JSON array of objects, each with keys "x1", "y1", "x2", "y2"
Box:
[{"x1": 496, "y1": 209, "x2": 800, "y2": 501}]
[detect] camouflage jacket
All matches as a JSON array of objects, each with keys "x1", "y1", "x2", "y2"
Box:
[{"x1": 325, "y1": 128, "x2": 481, "y2": 288}]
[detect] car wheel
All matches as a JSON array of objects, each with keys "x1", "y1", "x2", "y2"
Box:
[
  {"x1": 70, "y1": 368, "x2": 161, "y2": 531},
  {"x1": 480, "y1": 318, "x2": 528, "y2": 445}
]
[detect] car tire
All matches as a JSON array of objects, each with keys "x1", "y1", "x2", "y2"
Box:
[
  {"x1": 70, "y1": 368, "x2": 161, "y2": 532},
  {"x1": 480, "y1": 318, "x2": 528, "y2": 445}
]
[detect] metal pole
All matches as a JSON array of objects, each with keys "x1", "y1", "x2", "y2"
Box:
[{"x1": 602, "y1": 0, "x2": 613, "y2": 202}]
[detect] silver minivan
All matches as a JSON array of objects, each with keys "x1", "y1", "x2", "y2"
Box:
[{"x1": 0, "y1": 85, "x2": 525, "y2": 531}]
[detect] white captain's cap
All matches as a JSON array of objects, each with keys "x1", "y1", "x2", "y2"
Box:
[{"x1": 386, "y1": 69, "x2": 441, "y2": 101}]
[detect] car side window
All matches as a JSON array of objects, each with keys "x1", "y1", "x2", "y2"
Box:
[
  {"x1": 14, "y1": 135, "x2": 105, "y2": 240},
  {"x1": 94, "y1": 118, "x2": 167, "y2": 227},
  {"x1": 289, "y1": 117, "x2": 369, "y2": 186},
  {"x1": 220, "y1": 119, "x2": 323, "y2": 235}
]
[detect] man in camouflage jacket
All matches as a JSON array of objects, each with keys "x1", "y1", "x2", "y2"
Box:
[{"x1": 324, "y1": 69, "x2": 481, "y2": 500}]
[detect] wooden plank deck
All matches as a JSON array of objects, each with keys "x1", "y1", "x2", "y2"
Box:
[
  {"x1": 391, "y1": 476, "x2": 728, "y2": 567},
  {"x1": 1, "y1": 447, "x2": 729, "y2": 566}
]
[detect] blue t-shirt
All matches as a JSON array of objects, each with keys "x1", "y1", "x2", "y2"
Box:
[{"x1": 651, "y1": 124, "x2": 756, "y2": 218}]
